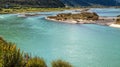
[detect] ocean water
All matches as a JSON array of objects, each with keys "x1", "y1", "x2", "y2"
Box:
[{"x1": 0, "y1": 8, "x2": 120, "y2": 67}]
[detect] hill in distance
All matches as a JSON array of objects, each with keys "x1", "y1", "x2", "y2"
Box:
[
  {"x1": 0, "y1": 0, "x2": 65, "y2": 8},
  {"x1": 0, "y1": 0, "x2": 120, "y2": 8},
  {"x1": 60, "y1": 0, "x2": 120, "y2": 7}
]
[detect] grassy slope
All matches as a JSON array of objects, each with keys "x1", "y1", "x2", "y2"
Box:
[{"x1": 0, "y1": 7, "x2": 72, "y2": 14}]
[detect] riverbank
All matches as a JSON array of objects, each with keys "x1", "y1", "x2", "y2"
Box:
[
  {"x1": 46, "y1": 16, "x2": 116, "y2": 25},
  {"x1": 46, "y1": 11, "x2": 117, "y2": 26},
  {"x1": 0, "y1": 7, "x2": 81, "y2": 14},
  {"x1": 109, "y1": 24, "x2": 120, "y2": 28},
  {"x1": 110, "y1": 16, "x2": 120, "y2": 28}
]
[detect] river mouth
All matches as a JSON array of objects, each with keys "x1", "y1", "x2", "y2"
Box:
[{"x1": 0, "y1": 8, "x2": 120, "y2": 67}]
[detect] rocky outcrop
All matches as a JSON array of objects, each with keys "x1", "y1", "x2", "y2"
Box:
[
  {"x1": 48, "y1": 12, "x2": 99, "y2": 21},
  {"x1": 47, "y1": 12, "x2": 117, "y2": 26},
  {"x1": 116, "y1": 15, "x2": 120, "y2": 24}
]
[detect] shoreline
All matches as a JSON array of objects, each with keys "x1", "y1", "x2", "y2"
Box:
[
  {"x1": 109, "y1": 24, "x2": 120, "y2": 28},
  {"x1": 45, "y1": 8, "x2": 120, "y2": 28},
  {"x1": 0, "y1": 8, "x2": 82, "y2": 14},
  {"x1": 46, "y1": 17, "x2": 116, "y2": 26},
  {"x1": 0, "y1": 7, "x2": 119, "y2": 14},
  {"x1": 47, "y1": 17, "x2": 120, "y2": 28},
  {"x1": 1, "y1": 7, "x2": 120, "y2": 28}
]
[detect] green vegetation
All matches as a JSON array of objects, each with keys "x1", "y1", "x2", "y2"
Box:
[
  {"x1": 48, "y1": 12, "x2": 99, "y2": 21},
  {"x1": 0, "y1": 0, "x2": 65, "y2": 8},
  {"x1": 0, "y1": 37, "x2": 73, "y2": 67},
  {"x1": 1, "y1": 44, "x2": 23, "y2": 67},
  {"x1": 52, "y1": 60, "x2": 72, "y2": 67},
  {"x1": 26, "y1": 57, "x2": 47, "y2": 67},
  {"x1": 0, "y1": 37, "x2": 23, "y2": 67},
  {"x1": 0, "y1": 7, "x2": 72, "y2": 14}
]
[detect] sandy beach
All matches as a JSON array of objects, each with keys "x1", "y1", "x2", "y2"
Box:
[{"x1": 109, "y1": 24, "x2": 120, "y2": 28}]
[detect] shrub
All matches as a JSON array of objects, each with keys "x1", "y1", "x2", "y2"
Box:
[
  {"x1": 0, "y1": 37, "x2": 8, "y2": 65},
  {"x1": 1, "y1": 43, "x2": 23, "y2": 67},
  {"x1": 25, "y1": 57, "x2": 47, "y2": 67},
  {"x1": 0, "y1": 37, "x2": 73, "y2": 67},
  {"x1": 0, "y1": 37, "x2": 5, "y2": 67},
  {"x1": 0, "y1": 37, "x2": 23, "y2": 67},
  {"x1": 0, "y1": 37, "x2": 7, "y2": 44},
  {"x1": 51, "y1": 60, "x2": 72, "y2": 67}
]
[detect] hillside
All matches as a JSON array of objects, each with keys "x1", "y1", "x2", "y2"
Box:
[
  {"x1": 60, "y1": 0, "x2": 120, "y2": 7},
  {"x1": 116, "y1": 0, "x2": 120, "y2": 3},
  {"x1": 0, "y1": 0, "x2": 120, "y2": 8},
  {"x1": 0, "y1": 0, "x2": 65, "y2": 8}
]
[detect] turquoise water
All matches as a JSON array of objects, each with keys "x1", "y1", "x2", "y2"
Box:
[
  {"x1": 90, "y1": 8, "x2": 120, "y2": 17},
  {"x1": 0, "y1": 8, "x2": 120, "y2": 67}
]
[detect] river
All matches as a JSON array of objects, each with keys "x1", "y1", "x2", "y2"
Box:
[{"x1": 0, "y1": 8, "x2": 120, "y2": 67}]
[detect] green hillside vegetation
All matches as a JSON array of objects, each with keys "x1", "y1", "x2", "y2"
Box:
[
  {"x1": 0, "y1": 0, "x2": 65, "y2": 8},
  {"x1": 0, "y1": 0, "x2": 67, "y2": 14},
  {"x1": 60, "y1": 0, "x2": 120, "y2": 7},
  {"x1": 0, "y1": 37, "x2": 73, "y2": 67},
  {"x1": 0, "y1": 7, "x2": 71, "y2": 14}
]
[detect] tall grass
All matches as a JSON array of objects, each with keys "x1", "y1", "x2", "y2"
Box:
[
  {"x1": 52, "y1": 60, "x2": 72, "y2": 67},
  {"x1": 26, "y1": 57, "x2": 47, "y2": 67},
  {"x1": 0, "y1": 37, "x2": 73, "y2": 67}
]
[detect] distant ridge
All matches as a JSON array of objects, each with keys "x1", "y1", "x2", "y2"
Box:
[
  {"x1": 60, "y1": 0, "x2": 120, "y2": 7},
  {"x1": 0, "y1": 0, "x2": 65, "y2": 8},
  {"x1": 0, "y1": 0, "x2": 119, "y2": 8}
]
